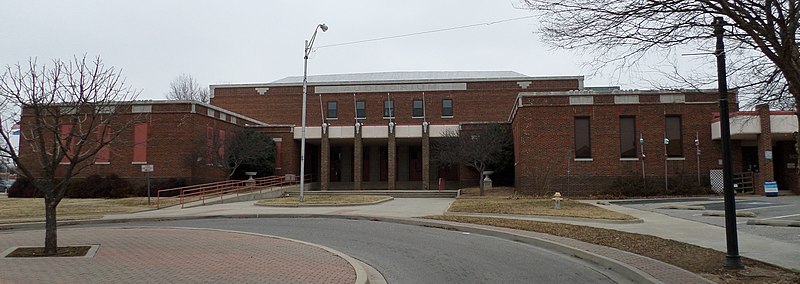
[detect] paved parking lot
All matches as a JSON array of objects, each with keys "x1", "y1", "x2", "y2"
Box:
[{"x1": 612, "y1": 195, "x2": 800, "y2": 244}]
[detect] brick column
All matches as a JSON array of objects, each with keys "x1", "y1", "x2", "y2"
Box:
[
  {"x1": 422, "y1": 123, "x2": 430, "y2": 190},
  {"x1": 354, "y1": 123, "x2": 363, "y2": 191},
  {"x1": 756, "y1": 104, "x2": 773, "y2": 194},
  {"x1": 321, "y1": 124, "x2": 330, "y2": 191},
  {"x1": 388, "y1": 123, "x2": 397, "y2": 190}
]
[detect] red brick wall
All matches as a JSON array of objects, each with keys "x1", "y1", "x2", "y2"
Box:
[{"x1": 513, "y1": 92, "x2": 726, "y2": 195}]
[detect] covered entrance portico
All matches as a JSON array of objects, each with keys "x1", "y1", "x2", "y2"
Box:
[
  {"x1": 712, "y1": 105, "x2": 799, "y2": 194},
  {"x1": 295, "y1": 123, "x2": 461, "y2": 190}
]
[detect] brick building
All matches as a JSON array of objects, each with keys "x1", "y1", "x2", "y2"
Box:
[
  {"x1": 17, "y1": 101, "x2": 269, "y2": 186},
  {"x1": 210, "y1": 71, "x2": 798, "y2": 194},
  {"x1": 18, "y1": 71, "x2": 799, "y2": 195}
]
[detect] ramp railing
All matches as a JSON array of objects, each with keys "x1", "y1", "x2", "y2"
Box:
[{"x1": 156, "y1": 174, "x2": 312, "y2": 208}]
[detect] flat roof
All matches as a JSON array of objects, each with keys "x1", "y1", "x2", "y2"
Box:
[{"x1": 211, "y1": 71, "x2": 584, "y2": 88}]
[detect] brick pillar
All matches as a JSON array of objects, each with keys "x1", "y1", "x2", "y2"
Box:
[
  {"x1": 321, "y1": 124, "x2": 330, "y2": 191},
  {"x1": 354, "y1": 123, "x2": 363, "y2": 191},
  {"x1": 756, "y1": 104, "x2": 773, "y2": 194},
  {"x1": 422, "y1": 123, "x2": 430, "y2": 190},
  {"x1": 388, "y1": 123, "x2": 397, "y2": 190}
]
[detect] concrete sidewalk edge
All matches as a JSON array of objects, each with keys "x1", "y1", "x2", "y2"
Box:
[
  {"x1": 0, "y1": 214, "x2": 701, "y2": 284},
  {"x1": 444, "y1": 212, "x2": 644, "y2": 224},
  {"x1": 255, "y1": 197, "x2": 394, "y2": 208}
]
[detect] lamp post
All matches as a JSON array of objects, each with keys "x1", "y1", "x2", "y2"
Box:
[
  {"x1": 713, "y1": 16, "x2": 743, "y2": 269},
  {"x1": 664, "y1": 137, "x2": 669, "y2": 191},
  {"x1": 300, "y1": 23, "x2": 328, "y2": 203}
]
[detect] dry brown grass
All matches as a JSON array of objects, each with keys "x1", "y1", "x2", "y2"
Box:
[
  {"x1": 426, "y1": 216, "x2": 799, "y2": 284},
  {"x1": 256, "y1": 195, "x2": 390, "y2": 206},
  {"x1": 0, "y1": 197, "x2": 179, "y2": 223},
  {"x1": 452, "y1": 187, "x2": 636, "y2": 220}
]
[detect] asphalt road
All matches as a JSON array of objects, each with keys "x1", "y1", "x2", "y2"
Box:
[{"x1": 83, "y1": 218, "x2": 627, "y2": 284}]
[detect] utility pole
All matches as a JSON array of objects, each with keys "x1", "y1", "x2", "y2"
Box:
[{"x1": 714, "y1": 16, "x2": 743, "y2": 269}]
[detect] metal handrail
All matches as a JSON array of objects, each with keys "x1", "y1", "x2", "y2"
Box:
[{"x1": 156, "y1": 174, "x2": 313, "y2": 208}]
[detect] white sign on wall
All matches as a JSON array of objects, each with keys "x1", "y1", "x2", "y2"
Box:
[{"x1": 141, "y1": 164, "x2": 154, "y2": 173}]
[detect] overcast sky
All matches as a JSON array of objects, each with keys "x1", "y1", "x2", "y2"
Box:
[{"x1": 2, "y1": 1, "x2": 693, "y2": 100}]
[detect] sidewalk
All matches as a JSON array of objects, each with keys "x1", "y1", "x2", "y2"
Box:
[{"x1": 0, "y1": 227, "x2": 363, "y2": 284}]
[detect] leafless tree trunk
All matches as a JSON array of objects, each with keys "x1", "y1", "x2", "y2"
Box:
[{"x1": 0, "y1": 56, "x2": 139, "y2": 255}]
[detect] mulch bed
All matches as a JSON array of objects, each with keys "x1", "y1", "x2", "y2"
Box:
[{"x1": 6, "y1": 246, "x2": 91, "y2": 258}]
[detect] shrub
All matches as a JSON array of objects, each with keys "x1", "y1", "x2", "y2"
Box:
[{"x1": 7, "y1": 178, "x2": 42, "y2": 198}]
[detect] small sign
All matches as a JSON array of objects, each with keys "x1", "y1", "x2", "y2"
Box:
[
  {"x1": 788, "y1": 163, "x2": 796, "y2": 169},
  {"x1": 765, "y1": 150, "x2": 773, "y2": 160},
  {"x1": 141, "y1": 164, "x2": 154, "y2": 173}
]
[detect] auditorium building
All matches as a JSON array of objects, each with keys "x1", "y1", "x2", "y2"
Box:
[{"x1": 18, "y1": 71, "x2": 800, "y2": 195}]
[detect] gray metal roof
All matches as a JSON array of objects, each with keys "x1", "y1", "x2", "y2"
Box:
[{"x1": 265, "y1": 71, "x2": 582, "y2": 87}]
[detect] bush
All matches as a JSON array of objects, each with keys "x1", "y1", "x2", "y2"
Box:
[
  {"x1": 147, "y1": 178, "x2": 188, "y2": 197},
  {"x1": 64, "y1": 174, "x2": 135, "y2": 198},
  {"x1": 607, "y1": 173, "x2": 710, "y2": 197},
  {"x1": 7, "y1": 178, "x2": 42, "y2": 198}
]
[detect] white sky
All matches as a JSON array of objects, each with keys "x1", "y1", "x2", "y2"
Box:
[{"x1": 1, "y1": 0, "x2": 696, "y2": 100}]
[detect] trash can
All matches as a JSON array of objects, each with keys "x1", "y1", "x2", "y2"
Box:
[{"x1": 764, "y1": 181, "x2": 778, "y2": 197}]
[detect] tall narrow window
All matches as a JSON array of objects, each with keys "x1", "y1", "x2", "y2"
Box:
[
  {"x1": 96, "y1": 124, "x2": 111, "y2": 163},
  {"x1": 665, "y1": 116, "x2": 683, "y2": 157},
  {"x1": 574, "y1": 117, "x2": 591, "y2": 159},
  {"x1": 442, "y1": 99, "x2": 453, "y2": 117},
  {"x1": 218, "y1": 129, "x2": 226, "y2": 160},
  {"x1": 132, "y1": 123, "x2": 148, "y2": 163},
  {"x1": 327, "y1": 101, "x2": 338, "y2": 119},
  {"x1": 412, "y1": 99, "x2": 424, "y2": 118},
  {"x1": 620, "y1": 116, "x2": 637, "y2": 158},
  {"x1": 275, "y1": 140, "x2": 282, "y2": 169},
  {"x1": 383, "y1": 100, "x2": 394, "y2": 118},
  {"x1": 206, "y1": 126, "x2": 214, "y2": 163},
  {"x1": 356, "y1": 101, "x2": 366, "y2": 119}
]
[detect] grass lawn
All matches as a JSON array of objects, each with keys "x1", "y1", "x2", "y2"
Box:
[
  {"x1": 427, "y1": 215, "x2": 799, "y2": 284},
  {"x1": 0, "y1": 197, "x2": 179, "y2": 224},
  {"x1": 256, "y1": 195, "x2": 391, "y2": 206},
  {"x1": 451, "y1": 187, "x2": 636, "y2": 220}
]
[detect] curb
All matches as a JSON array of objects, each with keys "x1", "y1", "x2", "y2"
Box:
[
  {"x1": 657, "y1": 205, "x2": 705, "y2": 210},
  {"x1": 255, "y1": 197, "x2": 394, "y2": 208},
  {"x1": 444, "y1": 212, "x2": 643, "y2": 224},
  {"x1": 701, "y1": 211, "x2": 757, "y2": 218},
  {"x1": 0, "y1": 214, "x2": 690, "y2": 284},
  {"x1": 746, "y1": 219, "x2": 800, "y2": 227}
]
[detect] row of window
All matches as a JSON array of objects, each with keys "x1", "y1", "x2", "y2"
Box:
[
  {"x1": 327, "y1": 99, "x2": 453, "y2": 119},
  {"x1": 574, "y1": 116, "x2": 683, "y2": 159}
]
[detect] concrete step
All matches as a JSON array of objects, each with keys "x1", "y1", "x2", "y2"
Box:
[{"x1": 285, "y1": 190, "x2": 459, "y2": 198}]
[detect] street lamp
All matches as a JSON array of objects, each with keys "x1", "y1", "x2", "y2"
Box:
[{"x1": 300, "y1": 23, "x2": 328, "y2": 203}]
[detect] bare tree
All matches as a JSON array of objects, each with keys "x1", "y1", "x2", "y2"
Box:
[
  {"x1": 166, "y1": 73, "x2": 209, "y2": 103},
  {"x1": 522, "y1": 0, "x2": 800, "y2": 189},
  {"x1": 432, "y1": 123, "x2": 513, "y2": 196},
  {"x1": 0, "y1": 56, "x2": 139, "y2": 255},
  {"x1": 225, "y1": 129, "x2": 276, "y2": 179}
]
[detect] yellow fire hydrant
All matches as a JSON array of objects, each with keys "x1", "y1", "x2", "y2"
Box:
[{"x1": 552, "y1": 192, "x2": 563, "y2": 209}]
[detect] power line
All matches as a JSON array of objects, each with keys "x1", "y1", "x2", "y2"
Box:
[{"x1": 315, "y1": 15, "x2": 536, "y2": 49}]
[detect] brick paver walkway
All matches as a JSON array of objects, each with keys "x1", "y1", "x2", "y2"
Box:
[{"x1": 0, "y1": 227, "x2": 356, "y2": 284}]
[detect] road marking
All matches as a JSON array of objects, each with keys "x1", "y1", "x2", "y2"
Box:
[{"x1": 763, "y1": 213, "x2": 800, "y2": 220}]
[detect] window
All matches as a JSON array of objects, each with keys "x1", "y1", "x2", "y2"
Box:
[
  {"x1": 96, "y1": 124, "x2": 111, "y2": 163},
  {"x1": 206, "y1": 126, "x2": 214, "y2": 164},
  {"x1": 132, "y1": 123, "x2": 148, "y2": 163},
  {"x1": 383, "y1": 100, "x2": 394, "y2": 118},
  {"x1": 442, "y1": 99, "x2": 453, "y2": 117},
  {"x1": 574, "y1": 117, "x2": 591, "y2": 159},
  {"x1": 412, "y1": 99, "x2": 424, "y2": 118},
  {"x1": 327, "y1": 101, "x2": 338, "y2": 119},
  {"x1": 356, "y1": 101, "x2": 366, "y2": 119},
  {"x1": 665, "y1": 116, "x2": 683, "y2": 157},
  {"x1": 132, "y1": 105, "x2": 152, "y2": 113},
  {"x1": 620, "y1": 116, "x2": 637, "y2": 158},
  {"x1": 207, "y1": 108, "x2": 215, "y2": 117},
  {"x1": 218, "y1": 130, "x2": 226, "y2": 161}
]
